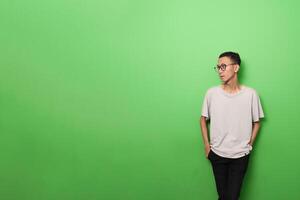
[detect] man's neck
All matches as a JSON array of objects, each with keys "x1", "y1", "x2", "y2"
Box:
[{"x1": 221, "y1": 80, "x2": 241, "y2": 93}]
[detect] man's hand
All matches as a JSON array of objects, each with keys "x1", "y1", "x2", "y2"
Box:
[
  {"x1": 247, "y1": 139, "x2": 253, "y2": 146},
  {"x1": 205, "y1": 143, "x2": 211, "y2": 158}
]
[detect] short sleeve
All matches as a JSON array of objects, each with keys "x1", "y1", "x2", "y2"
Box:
[
  {"x1": 201, "y1": 91, "x2": 210, "y2": 120},
  {"x1": 252, "y1": 90, "x2": 264, "y2": 122}
]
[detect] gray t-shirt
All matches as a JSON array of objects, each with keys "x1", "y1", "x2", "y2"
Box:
[{"x1": 201, "y1": 85, "x2": 265, "y2": 158}]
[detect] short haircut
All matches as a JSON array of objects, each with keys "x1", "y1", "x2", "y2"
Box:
[{"x1": 219, "y1": 51, "x2": 241, "y2": 66}]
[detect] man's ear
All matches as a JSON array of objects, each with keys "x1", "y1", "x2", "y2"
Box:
[{"x1": 235, "y1": 65, "x2": 240, "y2": 73}]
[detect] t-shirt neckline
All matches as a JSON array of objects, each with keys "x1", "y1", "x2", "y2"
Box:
[{"x1": 218, "y1": 85, "x2": 246, "y2": 97}]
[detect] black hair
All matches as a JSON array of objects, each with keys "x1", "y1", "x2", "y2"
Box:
[{"x1": 218, "y1": 51, "x2": 241, "y2": 66}]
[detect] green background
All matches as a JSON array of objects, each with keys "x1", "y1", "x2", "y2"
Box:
[{"x1": 0, "y1": 0, "x2": 299, "y2": 199}]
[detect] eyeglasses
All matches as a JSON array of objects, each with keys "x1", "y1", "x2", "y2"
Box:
[{"x1": 214, "y1": 63, "x2": 236, "y2": 72}]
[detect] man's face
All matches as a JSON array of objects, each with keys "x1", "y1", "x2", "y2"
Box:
[{"x1": 217, "y1": 56, "x2": 239, "y2": 82}]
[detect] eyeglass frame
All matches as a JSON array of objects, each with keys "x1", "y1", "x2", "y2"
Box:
[{"x1": 214, "y1": 63, "x2": 237, "y2": 72}]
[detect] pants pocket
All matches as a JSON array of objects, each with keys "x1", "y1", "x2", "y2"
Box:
[{"x1": 208, "y1": 149, "x2": 213, "y2": 160}]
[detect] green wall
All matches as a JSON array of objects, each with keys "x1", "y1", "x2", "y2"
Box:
[{"x1": 1, "y1": 0, "x2": 299, "y2": 199}]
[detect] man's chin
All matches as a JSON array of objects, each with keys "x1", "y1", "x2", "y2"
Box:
[{"x1": 221, "y1": 79, "x2": 229, "y2": 84}]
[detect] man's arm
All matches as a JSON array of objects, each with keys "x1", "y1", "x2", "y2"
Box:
[
  {"x1": 200, "y1": 116, "x2": 211, "y2": 157},
  {"x1": 249, "y1": 121, "x2": 261, "y2": 146}
]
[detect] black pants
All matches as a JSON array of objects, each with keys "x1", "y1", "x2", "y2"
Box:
[{"x1": 208, "y1": 150, "x2": 250, "y2": 200}]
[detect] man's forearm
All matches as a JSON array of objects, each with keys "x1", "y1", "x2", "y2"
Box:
[
  {"x1": 249, "y1": 121, "x2": 261, "y2": 146},
  {"x1": 200, "y1": 117, "x2": 210, "y2": 146}
]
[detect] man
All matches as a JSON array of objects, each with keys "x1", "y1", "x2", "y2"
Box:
[{"x1": 200, "y1": 51, "x2": 264, "y2": 200}]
